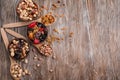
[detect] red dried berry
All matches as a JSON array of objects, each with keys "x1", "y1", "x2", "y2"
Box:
[
  {"x1": 39, "y1": 28, "x2": 44, "y2": 32},
  {"x1": 34, "y1": 38, "x2": 40, "y2": 44},
  {"x1": 28, "y1": 22, "x2": 36, "y2": 28}
]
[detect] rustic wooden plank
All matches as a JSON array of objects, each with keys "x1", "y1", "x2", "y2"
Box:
[{"x1": 86, "y1": 0, "x2": 120, "y2": 80}]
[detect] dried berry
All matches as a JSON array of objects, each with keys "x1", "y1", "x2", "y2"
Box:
[
  {"x1": 34, "y1": 38, "x2": 40, "y2": 44},
  {"x1": 27, "y1": 22, "x2": 48, "y2": 44},
  {"x1": 39, "y1": 28, "x2": 44, "y2": 32},
  {"x1": 28, "y1": 22, "x2": 36, "y2": 28}
]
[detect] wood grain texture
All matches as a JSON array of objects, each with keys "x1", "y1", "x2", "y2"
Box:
[{"x1": 0, "y1": 0, "x2": 120, "y2": 80}]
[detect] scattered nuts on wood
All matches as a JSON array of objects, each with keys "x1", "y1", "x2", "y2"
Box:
[
  {"x1": 24, "y1": 69, "x2": 29, "y2": 75},
  {"x1": 61, "y1": 27, "x2": 67, "y2": 30},
  {"x1": 57, "y1": 1, "x2": 61, "y2": 3},
  {"x1": 24, "y1": 59, "x2": 28, "y2": 64},
  {"x1": 52, "y1": 55, "x2": 56, "y2": 59},
  {"x1": 49, "y1": 69, "x2": 53, "y2": 73},
  {"x1": 33, "y1": 56, "x2": 37, "y2": 60}
]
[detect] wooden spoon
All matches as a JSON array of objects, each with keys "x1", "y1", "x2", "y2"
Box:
[
  {"x1": 5, "y1": 29, "x2": 43, "y2": 54},
  {"x1": 3, "y1": 18, "x2": 41, "y2": 28},
  {"x1": 0, "y1": 28, "x2": 22, "y2": 80},
  {"x1": 3, "y1": 14, "x2": 56, "y2": 28}
]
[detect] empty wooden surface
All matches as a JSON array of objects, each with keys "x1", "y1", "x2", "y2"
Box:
[{"x1": 0, "y1": 0, "x2": 120, "y2": 80}]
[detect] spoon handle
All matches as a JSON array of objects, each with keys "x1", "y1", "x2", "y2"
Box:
[
  {"x1": 5, "y1": 29, "x2": 27, "y2": 40},
  {"x1": 1, "y1": 28, "x2": 9, "y2": 49},
  {"x1": 3, "y1": 18, "x2": 41, "y2": 28},
  {"x1": 0, "y1": 28, "x2": 16, "y2": 63}
]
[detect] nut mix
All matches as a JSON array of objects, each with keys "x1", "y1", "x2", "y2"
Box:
[
  {"x1": 16, "y1": 0, "x2": 39, "y2": 21},
  {"x1": 41, "y1": 14, "x2": 55, "y2": 26},
  {"x1": 39, "y1": 43, "x2": 53, "y2": 56},
  {"x1": 8, "y1": 38, "x2": 30, "y2": 60},
  {"x1": 27, "y1": 22, "x2": 48, "y2": 44},
  {"x1": 10, "y1": 64, "x2": 22, "y2": 79}
]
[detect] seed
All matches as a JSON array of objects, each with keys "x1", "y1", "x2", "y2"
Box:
[
  {"x1": 52, "y1": 55, "x2": 56, "y2": 59},
  {"x1": 24, "y1": 69, "x2": 29, "y2": 75},
  {"x1": 33, "y1": 56, "x2": 37, "y2": 60},
  {"x1": 22, "y1": 72, "x2": 26, "y2": 76},
  {"x1": 57, "y1": 1, "x2": 60, "y2": 3},
  {"x1": 69, "y1": 32, "x2": 74, "y2": 37},
  {"x1": 24, "y1": 59, "x2": 28, "y2": 64},
  {"x1": 13, "y1": 74, "x2": 17, "y2": 78},
  {"x1": 18, "y1": 74, "x2": 21, "y2": 77},
  {"x1": 49, "y1": 69, "x2": 53, "y2": 73},
  {"x1": 36, "y1": 64, "x2": 40, "y2": 67},
  {"x1": 11, "y1": 52, "x2": 15, "y2": 57}
]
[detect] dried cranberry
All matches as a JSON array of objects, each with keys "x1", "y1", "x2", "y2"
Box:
[
  {"x1": 37, "y1": 23, "x2": 43, "y2": 27},
  {"x1": 34, "y1": 38, "x2": 40, "y2": 44},
  {"x1": 28, "y1": 22, "x2": 36, "y2": 28},
  {"x1": 39, "y1": 28, "x2": 44, "y2": 32}
]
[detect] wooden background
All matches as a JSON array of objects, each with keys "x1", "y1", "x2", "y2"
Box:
[{"x1": 0, "y1": 0, "x2": 120, "y2": 80}]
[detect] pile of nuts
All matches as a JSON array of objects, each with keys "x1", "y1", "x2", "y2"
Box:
[
  {"x1": 41, "y1": 14, "x2": 55, "y2": 26},
  {"x1": 16, "y1": 0, "x2": 39, "y2": 21},
  {"x1": 27, "y1": 22, "x2": 48, "y2": 44},
  {"x1": 39, "y1": 43, "x2": 53, "y2": 56},
  {"x1": 10, "y1": 63, "x2": 23, "y2": 80},
  {"x1": 8, "y1": 38, "x2": 30, "y2": 60}
]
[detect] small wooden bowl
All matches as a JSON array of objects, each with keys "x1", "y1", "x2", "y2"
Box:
[{"x1": 27, "y1": 22, "x2": 48, "y2": 44}]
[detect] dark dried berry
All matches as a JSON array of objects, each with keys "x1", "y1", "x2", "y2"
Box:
[{"x1": 14, "y1": 50, "x2": 22, "y2": 59}]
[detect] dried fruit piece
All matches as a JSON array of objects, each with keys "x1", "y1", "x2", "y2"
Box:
[
  {"x1": 34, "y1": 38, "x2": 40, "y2": 44},
  {"x1": 24, "y1": 59, "x2": 28, "y2": 64},
  {"x1": 27, "y1": 22, "x2": 48, "y2": 44},
  {"x1": 53, "y1": 28, "x2": 59, "y2": 34},
  {"x1": 28, "y1": 22, "x2": 36, "y2": 28},
  {"x1": 28, "y1": 32, "x2": 34, "y2": 39}
]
